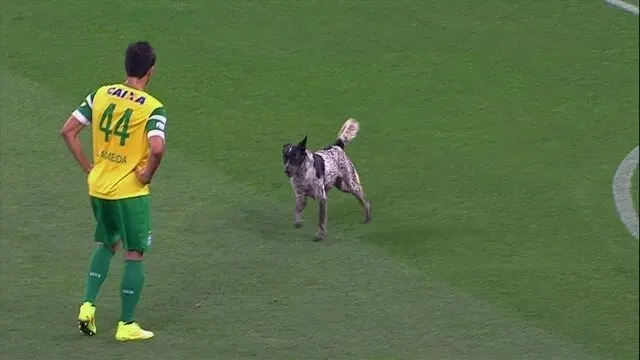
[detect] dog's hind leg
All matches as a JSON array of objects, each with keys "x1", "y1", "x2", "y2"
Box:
[
  {"x1": 352, "y1": 186, "x2": 372, "y2": 224},
  {"x1": 294, "y1": 194, "x2": 307, "y2": 228},
  {"x1": 336, "y1": 177, "x2": 372, "y2": 224}
]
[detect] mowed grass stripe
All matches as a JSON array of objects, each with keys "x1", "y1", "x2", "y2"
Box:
[{"x1": 0, "y1": 70, "x2": 597, "y2": 360}]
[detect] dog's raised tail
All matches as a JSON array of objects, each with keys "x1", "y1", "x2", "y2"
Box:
[{"x1": 336, "y1": 118, "x2": 360, "y2": 148}]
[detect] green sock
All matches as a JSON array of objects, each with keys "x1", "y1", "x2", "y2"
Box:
[
  {"x1": 120, "y1": 260, "x2": 145, "y2": 322},
  {"x1": 83, "y1": 246, "x2": 114, "y2": 303}
]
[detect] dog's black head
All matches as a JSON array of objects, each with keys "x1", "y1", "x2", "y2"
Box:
[{"x1": 282, "y1": 135, "x2": 308, "y2": 177}]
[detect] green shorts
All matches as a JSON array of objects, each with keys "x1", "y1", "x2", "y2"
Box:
[{"x1": 90, "y1": 195, "x2": 151, "y2": 253}]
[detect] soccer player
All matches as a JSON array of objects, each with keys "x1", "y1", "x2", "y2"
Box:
[{"x1": 59, "y1": 41, "x2": 166, "y2": 341}]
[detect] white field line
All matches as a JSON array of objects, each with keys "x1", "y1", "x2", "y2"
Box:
[
  {"x1": 603, "y1": 1, "x2": 639, "y2": 240},
  {"x1": 612, "y1": 146, "x2": 639, "y2": 240},
  {"x1": 604, "y1": 0, "x2": 640, "y2": 15}
]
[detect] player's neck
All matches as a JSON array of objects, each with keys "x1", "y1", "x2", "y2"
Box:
[{"x1": 124, "y1": 77, "x2": 147, "y2": 91}]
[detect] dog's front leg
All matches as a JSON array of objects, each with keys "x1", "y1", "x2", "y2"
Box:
[
  {"x1": 315, "y1": 196, "x2": 328, "y2": 241},
  {"x1": 294, "y1": 194, "x2": 307, "y2": 228}
]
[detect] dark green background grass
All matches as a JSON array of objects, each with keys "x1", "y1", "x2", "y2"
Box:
[{"x1": 1, "y1": 1, "x2": 638, "y2": 359}]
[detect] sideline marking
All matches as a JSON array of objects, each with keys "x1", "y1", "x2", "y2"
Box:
[
  {"x1": 604, "y1": 0, "x2": 640, "y2": 15},
  {"x1": 612, "y1": 146, "x2": 639, "y2": 239}
]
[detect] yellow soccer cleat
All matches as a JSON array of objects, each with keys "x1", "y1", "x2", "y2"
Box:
[
  {"x1": 115, "y1": 321, "x2": 154, "y2": 341},
  {"x1": 77, "y1": 302, "x2": 97, "y2": 336}
]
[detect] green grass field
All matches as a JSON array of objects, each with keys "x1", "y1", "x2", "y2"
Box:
[{"x1": 1, "y1": 1, "x2": 638, "y2": 359}]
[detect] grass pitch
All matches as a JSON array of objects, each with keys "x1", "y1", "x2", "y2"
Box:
[{"x1": 1, "y1": 1, "x2": 638, "y2": 359}]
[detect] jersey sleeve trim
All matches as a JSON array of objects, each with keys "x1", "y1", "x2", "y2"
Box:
[
  {"x1": 72, "y1": 89, "x2": 98, "y2": 124},
  {"x1": 86, "y1": 92, "x2": 95, "y2": 109},
  {"x1": 147, "y1": 129, "x2": 165, "y2": 140},
  {"x1": 72, "y1": 109, "x2": 90, "y2": 125},
  {"x1": 149, "y1": 114, "x2": 167, "y2": 124},
  {"x1": 148, "y1": 107, "x2": 167, "y2": 123},
  {"x1": 145, "y1": 106, "x2": 167, "y2": 139}
]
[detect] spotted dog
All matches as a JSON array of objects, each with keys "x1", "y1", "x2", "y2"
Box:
[{"x1": 282, "y1": 118, "x2": 371, "y2": 241}]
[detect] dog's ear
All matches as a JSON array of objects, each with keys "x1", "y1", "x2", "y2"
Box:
[
  {"x1": 298, "y1": 135, "x2": 308, "y2": 148},
  {"x1": 282, "y1": 143, "x2": 291, "y2": 151}
]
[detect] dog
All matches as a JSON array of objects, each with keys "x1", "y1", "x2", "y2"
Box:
[{"x1": 282, "y1": 118, "x2": 371, "y2": 241}]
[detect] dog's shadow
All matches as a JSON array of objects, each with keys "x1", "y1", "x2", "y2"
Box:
[
  {"x1": 233, "y1": 204, "x2": 295, "y2": 240},
  {"x1": 235, "y1": 203, "x2": 364, "y2": 243}
]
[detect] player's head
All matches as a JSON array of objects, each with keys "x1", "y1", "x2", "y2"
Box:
[{"x1": 125, "y1": 41, "x2": 156, "y2": 83}]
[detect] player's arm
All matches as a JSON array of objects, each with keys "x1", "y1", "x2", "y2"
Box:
[
  {"x1": 60, "y1": 93, "x2": 95, "y2": 174},
  {"x1": 137, "y1": 107, "x2": 167, "y2": 184}
]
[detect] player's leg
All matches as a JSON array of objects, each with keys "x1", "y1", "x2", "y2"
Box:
[
  {"x1": 84, "y1": 198, "x2": 120, "y2": 303},
  {"x1": 78, "y1": 197, "x2": 120, "y2": 336},
  {"x1": 114, "y1": 195, "x2": 154, "y2": 341}
]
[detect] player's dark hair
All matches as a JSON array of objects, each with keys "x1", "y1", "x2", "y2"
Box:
[{"x1": 125, "y1": 41, "x2": 156, "y2": 78}]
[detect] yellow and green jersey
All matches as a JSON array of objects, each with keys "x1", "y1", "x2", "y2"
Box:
[{"x1": 72, "y1": 84, "x2": 167, "y2": 200}]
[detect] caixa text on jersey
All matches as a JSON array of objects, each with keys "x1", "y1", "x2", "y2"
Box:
[{"x1": 107, "y1": 87, "x2": 146, "y2": 105}]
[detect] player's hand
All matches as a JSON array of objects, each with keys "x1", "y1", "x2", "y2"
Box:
[
  {"x1": 84, "y1": 164, "x2": 94, "y2": 174},
  {"x1": 136, "y1": 167, "x2": 151, "y2": 185}
]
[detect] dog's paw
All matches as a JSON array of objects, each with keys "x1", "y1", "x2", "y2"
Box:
[
  {"x1": 363, "y1": 204, "x2": 372, "y2": 224},
  {"x1": 313, "y1": 231, "x2": 326, "y2": 242},
  {"x1": 293, "y1": 222, "x2": 303, "y2": 229}
]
